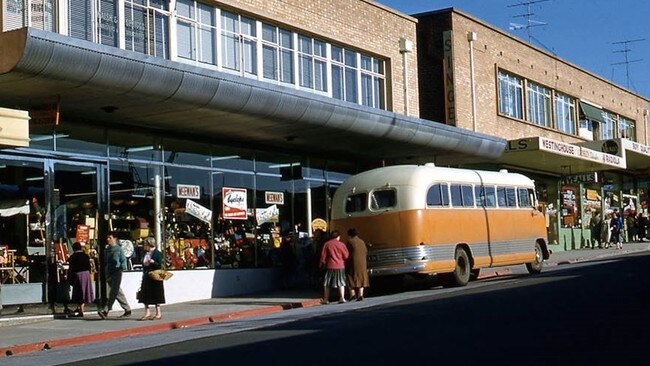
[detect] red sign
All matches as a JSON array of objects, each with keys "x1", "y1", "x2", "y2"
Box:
[
  {"x1": 222, "y1": 187, "x2": 247, "y2": 220},
  {"x1": 76, "y1": 224, "x2": 90, "y2": 244}
]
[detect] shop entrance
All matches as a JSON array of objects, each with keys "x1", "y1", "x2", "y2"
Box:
[{"x1": 0, "y1": 154, "x2": 108, "y2": 306}]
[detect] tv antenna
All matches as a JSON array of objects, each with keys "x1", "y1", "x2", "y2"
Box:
[
  {"x1": 508, "y1": 0, "x2": 550, "y2": 46},
  {"x1": 611, "y1": 38, "x2": 644, "y2": 90}
]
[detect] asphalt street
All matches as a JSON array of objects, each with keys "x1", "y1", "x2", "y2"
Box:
[{"x1": 6, "y1": 251, "x2": 649, "y2": 366}]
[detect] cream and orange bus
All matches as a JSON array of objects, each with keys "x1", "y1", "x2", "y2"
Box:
[{"x1": 330, "y1": 164, "x2": 550, "y2": 287}]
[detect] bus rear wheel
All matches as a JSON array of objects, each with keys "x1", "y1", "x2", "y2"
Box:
[
  {"x1": 441, "y1": 247, "x2": 471, "y2": 287},
  {"x1": 526, "y1": 242, "x2": 544, "y2": 274}
]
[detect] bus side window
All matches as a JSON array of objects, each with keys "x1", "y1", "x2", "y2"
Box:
[
  {"x1": 518, "y1": 188, "x2": 531, "y2": 207},
  {"x1": 484, "y1": 186, "x2": 496, "y2": 207},
  {"x1": 506, "y1": 187, "x2": 517, "y2": 207},
  {"x1": 345, "y1": 193, "x2": 367, "y2": 213},
  {"x1": 450, "y1": 184, "x2": 462, "y2": 207},
  {"x1": 427, "y1": 183, "x2": 448, "y2": 207},
  {"x1": 496, "y1": 186, "x2": 507, "y2": 207},
  {"x1": 370, "y1": 189, "x2": 396, "y2": 210},
  {"x1": 474, "y1": 186, "x2": 485, "y2": 206},
  {"x1": 461, "y1": 185, "x2": 474, "y2": 207}
]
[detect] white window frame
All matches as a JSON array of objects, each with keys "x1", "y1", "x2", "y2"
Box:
[
  {"x1": 526, "y1": 81, "x2": 552, "y2": 128},
  {"x1": 498, "y1": 71, "x2": 524, "y2": 119},
  {"x1": 554, "y1": 92, "x2": 576, "y2": 135}
]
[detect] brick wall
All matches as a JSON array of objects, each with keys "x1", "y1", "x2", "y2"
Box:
[
  {"x1": 417, "y1": 9, "x2": 650, "y2": 144},
  {"x1": 212, "y1": 0, "x2": 420, "y2": 117}
]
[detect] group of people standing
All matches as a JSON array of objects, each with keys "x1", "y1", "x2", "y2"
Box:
[
  {"x1": 589, "y1": 210, "x2": 648, "y2": 250},
  {"x1": 318, "y1": 228, "x2": 369, "y2": 304},
  {"x1": 66, "y1": 231, "x2": 166, "y2": 320}
]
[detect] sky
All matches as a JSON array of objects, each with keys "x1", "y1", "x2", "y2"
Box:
[{"x1": 376, "y1": 0, "x2": 650, "y2": 99}]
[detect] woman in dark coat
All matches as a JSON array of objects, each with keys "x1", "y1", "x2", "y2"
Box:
[
  {"x1": 139, "y1": 238, "x2": 165, "y2": 320},
  {"x1": 68, "y1": 242, "x2": 94, "y2": 317},
  {"x1": 346, "y1": 228, "x2": 369, "y2": 301}
]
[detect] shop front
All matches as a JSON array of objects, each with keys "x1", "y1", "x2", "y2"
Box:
[{"x1": 500, "y1": 137, "x2": 627, "y2": 252}]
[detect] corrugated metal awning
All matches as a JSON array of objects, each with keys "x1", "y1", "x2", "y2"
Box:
[{"x1": 0, "y1": 28, "x2": 506, "y2": 163}]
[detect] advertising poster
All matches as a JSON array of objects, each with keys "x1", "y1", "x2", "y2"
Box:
[
  {"x1": 256, "y1": 204, "x2": 279, "y2": 225},
  {"x1": 186, "y1": 199, "x2": 212, "y2": 224},
  {"x1": 222, "y1": 187, "x2": 247, "y2": 220}
]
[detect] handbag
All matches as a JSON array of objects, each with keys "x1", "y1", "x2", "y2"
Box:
[{"x1": 148, "y1": 269, "x2": 173, "y2": 281}]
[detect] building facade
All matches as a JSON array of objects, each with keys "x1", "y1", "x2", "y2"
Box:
[
  {"x1": 416, "y1": 8, "x2": 650, "y2": 252},
  {"x1": 0, "y1": 1, "x2": 505, "y2": 307}
]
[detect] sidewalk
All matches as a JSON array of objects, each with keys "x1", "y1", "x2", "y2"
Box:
[{"x1": 1, "y1": 241, "x2": 649, "y2": 359}]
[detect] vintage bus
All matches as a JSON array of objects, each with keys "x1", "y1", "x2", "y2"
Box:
[{"x1": 330, "y1": 164, "x2": 550, "y2": 287}]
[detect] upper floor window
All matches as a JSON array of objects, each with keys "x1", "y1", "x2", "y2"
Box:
[
  {"x1": 527, "y1": 82, "x2": 552, "y2": 128},
  {"x1": 124, "y1": 0, "x2": 170, "y2": 58},
  {"x1": 331, "y1": 46, "x2": 359, "y2": 103},
  {"x1": 555, "y1": 93, "x2": 576, "y2": 135},
  {"x1": 176, "y1": 0, "x2": 217, "y2": 66},
  {"x1": 68, "y1": 0, "x2": 118, "y2": 47},
  {"x1": 221, "y1": 10, "x2": 256, "y2": 77},
  {"x1": 601, "y1": 111, "x2": 617, "y2": 140},
  {"x1": 261, "y1": 23, "x2": 294, "y2": 84},
  {"x1": 3, "y1": 0, "x2": 56, "y2": 32},
  {"x1": 360, "y1": 55, "x2": 385, "y2": 109},
  {"x1": 619, "y1": 116, "x2": 636, "y2": 140},
  {"x1": 298, "y1": 35, "x2": 327, "y2": 92},
  {"x1": 498, "y1": 71, "x2": 523, "y2": 119}
]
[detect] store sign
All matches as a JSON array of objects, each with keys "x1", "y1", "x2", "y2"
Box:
[
  {"x1": 29, "y1": 102, "x2": 60, "y2": 127},
  {"x1": 562, "y1": 173, "x2": 597, "y2": 185},
  {"x1": 222, "y1": 187, "x2": 247, "y2": 220},
  {"x1": 601, "y1": 140, "x2": 620, "y2": 155},
  {"x1": 539, "y1": 137, "x2": 579, "y2": 157},
  {"x1": 442, "y1": 30, "x2": 456, "y2": 126},
  {"x1": 186, "y1": 199, "x2": 212, "y2": 224},
  {"x1": 623, "y1": 139, "x2": 650, "y2": 157},
  {"x1": 265, "y1": 191, "x2": 284, "y2": 205},
  {"x1": 177, "y1": 184, "x2": 200, "y2": 199},
  {"x1": 311, "y1": 218, "x2": 327, "y2": 233}
]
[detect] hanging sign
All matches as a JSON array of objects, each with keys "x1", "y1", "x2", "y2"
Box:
[
  {"x1": 265, "y1": 191, "x2": 284, "y2": 205},
  {"x1": 76, "y1": 224, "x2": 90, "y2": 244},
  {"x1": 256, "y1": 205, "x2": 279, "y2": 225},
  {"x1": 177, "y1": 184, "x2": 201, "y2": 199},
  {"x1": 186, "y1": 199, "x2": 212, "y2": 224},
  {"x1": 222, "y1": 187, "x2": 247, "y2": 220}
]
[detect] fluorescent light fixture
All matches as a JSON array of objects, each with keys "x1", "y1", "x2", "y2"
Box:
[
  {"x1": 109, "y1": 181, "x2": 123, "y2": 185},
  {"x1": 149, "y1": 176, "x2": 172, "y2": 180},
  {"x1": 25, "y1": 176, "x2": 44, "y2": 181},
  {"x1": 125, "y1": 145, "x2": 154, "y2": 153},
  {"x1": 268, "y1": 162, "x2": 301, "y2": 169},
  {"x1": 208, "y1": 155, "x2": 240, "y2": 161},
  {"x1": 80, "y1": 170, "x2": 97, "y2": 175},
  {"x1": 31, "y1": 133, "x2": 70, "y2": 142},
  {"x1": 0, "y1": 164, "x2": 6, "y2": 169}
]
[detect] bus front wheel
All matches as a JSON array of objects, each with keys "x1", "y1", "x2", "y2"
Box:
[
  {"x1": 526, "y1": 242, "x2": 544, "y2": 274},
  {"x1": 442, "y1": 247, "x2": 471, "y2": 287}
]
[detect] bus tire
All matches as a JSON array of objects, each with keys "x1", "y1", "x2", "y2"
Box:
[
  {"x1": 526, "y1": 242, "x2": 544, "y2": 274},
  {"x1": 442, "y1": 247, "x2": 471, "y2": 287}
]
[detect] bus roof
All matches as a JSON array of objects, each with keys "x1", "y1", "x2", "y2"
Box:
[{"x1": 339, "y1": 165, "x2": 535, "y2": 191}]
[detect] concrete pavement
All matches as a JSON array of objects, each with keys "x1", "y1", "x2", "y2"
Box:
[{"x1": 1, "y1": 241, "x2": 649, "y2": 359}]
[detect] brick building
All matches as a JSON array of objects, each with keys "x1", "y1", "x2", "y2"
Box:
[
  {"x1": 416, "y1": 8, "x2": 650, "y2": 251},
  {"x1": 0, "y1": 1, "x2": 503, "y2": 307}
]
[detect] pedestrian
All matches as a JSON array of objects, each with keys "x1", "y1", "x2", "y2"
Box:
[
  {"x1": 601, "y1": 213, "x2": 612, "y2": 248},
  {"x1": 638, "y1": 213, "x2": 648, "y2": 241},
  {"x1": 139, "y1": 237, "x2": 165, "y2": 320},
  {"x1": 67, "y1": 242, "x2": 95, "y2": 317},
  {"x1": 626, "y1": 212, "x2": 638, "y2": 242},
  {"x1": 589, "y1": 211, "x2": 602, "y2": 249},
  {"x1": 98, "y1": 231, "x2": 132, "y2": 319},
  {"x1": 611, "y1": 211, "x2": 624, "y2": 250},
  {"x1": 319, "y1": 230, "x2": 349, "y2": 304},
  {"x1": 346, "y1": 228, "x2": 369, "y2": 301}
]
